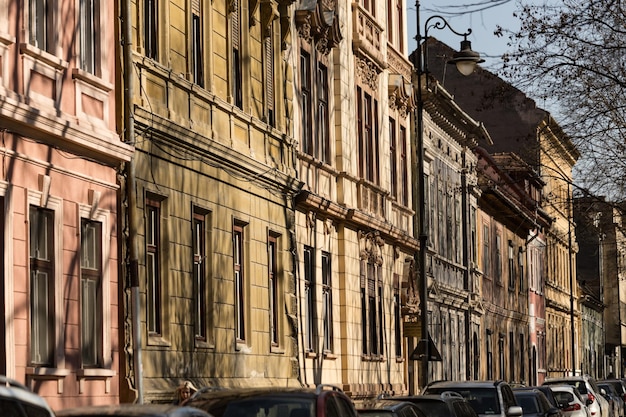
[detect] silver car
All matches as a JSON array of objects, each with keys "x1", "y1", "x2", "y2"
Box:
[{"x1": 544, "y1": 376, "x2": 610, "y2": 417}]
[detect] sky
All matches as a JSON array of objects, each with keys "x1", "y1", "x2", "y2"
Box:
[{"x1": 406, "y1": 0, "x2": 525, "y2": 72}]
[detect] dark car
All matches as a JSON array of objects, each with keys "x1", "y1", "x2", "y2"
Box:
[
  {"x1": 599, "y1": 380, "x2": 626, "y2": 409},
  {"x1": 186, "y1": 384, "x2": 359, "y2": 417},
  {"x1": 357, "y1": 400, "x2": 427, "y2": 417},
  {"x1": 422, "y1": 380, "x2": 523, "y2": 417},
  {"x1": 0, "y1": 375, "x2": 55, "y2": 417},
  {"x1": 56, "y1": 404, "x2": 214, "y2": 417},
  {"x1": 597, "y1": 383, "x2": 622, "y2": 417},
  {"x1": 513, "y1": 389, "x2": 562, "y2": 417},
  {"x1": 387, "y1": 392, "x2": 479, "y2": 417},
  {"x1": 515, "y1": 387, "x2": 563, "y2": 416}
]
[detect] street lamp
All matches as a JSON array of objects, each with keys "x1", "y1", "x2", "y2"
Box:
[{"x1": 412, "y1": 0, "x2": 484, "y2": 389}]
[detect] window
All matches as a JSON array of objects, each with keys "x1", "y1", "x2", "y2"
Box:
[
  {"x1": 269, "y1": 235, "x2": 279, "y2": 346},
  {"x1": 29, "y1": 207, "x2": 55, "y2": 366},
  {"x1": 509, "y1": 331, "x2": 514, "y2": 382},
  {"x1": 231, "y1": 0, "x2": 242, "y2": 109},
  {"x1": 192, "y1": 4, "x2": 204, "y2": 87},
  {"x1": 361, "y1": 257, "x2": 382, "y2": 356},
  {"x1": 362, "y1": 0, "x2": 375, "y2": 16},
  {"x1": 357, "y1": 87, "x2": 379, "y2": 184},
  {"x1": 81, "y1": 219, "x2": 103, "y2": 367},
  {"x1": 520, "y1": 333, "x2": 525, "y2": 382},
  {"x1": 508, "y1": 241, "x2": 515, "y2": 290},
  {"x1": 486, "y1": 329, "x2": 493, "y2": 379},
  {"x1": 264, "y1": 29, "x2": 276, "y2": 126},
  {"x1": 146, "y1": 199, "x2": 162, "y2": 336},
  {"x1": 389, "y1": 119, "x2": 397, "y2": 199},
  {"x1": 471, "y1": 208, "x2": 477, "y2": 264},
  {"x1": 144, "y1": 0, "x2": 158, "y2": 60},
  {"x1": 300, "y1": 50, "x2": 330, "y2": 163},
  {"x1": 193, "y1": 209, "x2": 207, "y2": 341},
  {"x1": 399, "y1": 126, "x2": 408, "y2": 205},
  {"x1": 234, "y1": 223, "x2": 246, "y2": 342},
  {"x1": 518, "y1": 247, "x2": 525, "y2": 293},
  {"x1": 495, "y1": 234, "x2": 502, "y2": 283},
  {"x1": 79, "y1": 0, "x2": 99, "y2": 75},
  {"x1": 483, "y1": 225, "x2": 490, "y2": 276},
  {"x1": 29, "y1": 0, "x2": 53, "y2": 53},
  {"x1": 386, "y1": 0, "x2": 403, "y2": 50},
  {"x1": 394, "y1": 274, "x2": 402, "y2": 358},
  {"x1": 303, "y1": 246, "x2": 315, "y2": 351},
  {"x1": 499, "y1": 334, "x2": 505, "y2": 380},
  {"x1": 321, "y1": 251, "x2": 333, "y2": 352}
]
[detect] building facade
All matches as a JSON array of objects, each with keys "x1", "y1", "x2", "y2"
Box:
[
  {"x1": 0, "y1": 0, "x2": 133, "y2": 410},
  {"x1": 290, "y1": 0, "x2": 416, "y2": 401},
  {"x1": 416, "y1": 75, "x2": 490, "y2": 385},
  {"x1": 118, "y1": 0, "x2": 302, "y2": 403}
]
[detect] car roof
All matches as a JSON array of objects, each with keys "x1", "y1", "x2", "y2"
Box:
[
  {"x1": 56, "y1": 404, "x2": 214, "y2": 417},
  {"x1": 390, "y1": 393, "x2": 465, "y2": 403},
  {"x1": 359, "y1": 400, "x2": 420, "y2": 411},
  {"x1": 426, "y1": 380, "x2": 507, "y2": 389}
]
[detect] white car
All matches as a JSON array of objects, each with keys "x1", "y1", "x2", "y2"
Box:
[
  {"x1": 544, "y1": 377, "x2": 610, "y2": 417},
  {"x1": 0, "y1": 375, "x2": 55, "y2": 417},
  {"x1": 551, "y1": 384, "x2": 591, "y2": 417}
]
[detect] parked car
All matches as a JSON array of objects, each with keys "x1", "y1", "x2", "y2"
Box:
[
  {"x1": 387, "y1": 392, "x2": 479, "y2": 417},
  {"x1": 0, "y1": 375, "x2": 55, "y2": 417},
  {"x1": 57, "y1": 404, "x2": 214, "y2": 417},
  {"x1": 422, "y1": 380, "x2": 523, "y2": 417},
  {"x1": 599, "y1": 380, "x2": 626, "y2": 411},
  {"x1": 514, "y1": 387, "x2": 563, "y2": 415},
  {"x1": 543, "y1": 376, "x2": 610, "y2": 417},
  {"x1": 186, "y1": 385, "x2": 359, "y2": 417},
  {"x1": 550, "y1": 384, "x2": 591, "y2": 417},
  {"x1": 357, "y1": 400, "x2": 427, "y2": 417},
  {"x1": 597, "y1": 383, "x2": 623, "y2": 417},
  {"x1": 513, "y1": 388, "x2": 562, "y2": 417}
]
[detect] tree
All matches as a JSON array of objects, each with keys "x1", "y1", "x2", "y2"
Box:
[{"x1": 500, "y1": 0, "x2": 626, "y2": 199}]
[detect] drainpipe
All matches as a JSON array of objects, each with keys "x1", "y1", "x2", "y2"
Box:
[{"x1": 122, "y1": 0, "x2": 143, "y2": 403}]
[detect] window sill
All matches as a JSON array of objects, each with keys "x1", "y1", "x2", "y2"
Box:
[
  {"x1": 25, "y1": 367, "x2": 71, "y2": 394},
  {"x1": 72, "y1": 68, "x2": 113, "y2": 92},
  {"x1": 77, "y1": 368, "x2": 116, "y2": 394},
  {"x1": 19, "y1": 43, "x2": 68, "y2": 71},
  {"x1": 323, "y1": 351, "x2": 337, "y2": 360},
  {"x1": 148, "y1": 334, "x2": 171, "y2": 347},
  {"x1": 271, "y1": 346, "x2": 286, "y2": 354},
  {"x1": 305, "y1": 350, "x2": 318, "y2": 359},
  {"x1": 361, "y1": 354, "x2": 385, "y2": 362}
]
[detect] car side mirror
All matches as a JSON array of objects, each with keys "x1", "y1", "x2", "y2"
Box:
[
  {"x1": 548, "y1": 407, "x2": 561, "y2": 417},
  {"x1": 586, "y1": 399, "x2": 593, "y2": 406},
  {"x1": 507, "y1": 406, "x2": 523, "y2": 417}
]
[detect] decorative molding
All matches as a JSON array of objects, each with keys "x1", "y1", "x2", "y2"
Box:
[
  {"x1": 295, "y1": 0, "x2": 342, "y2": 55},
  {"x1": 355, "y1": 54, "x2": 379, "y2": 90}
]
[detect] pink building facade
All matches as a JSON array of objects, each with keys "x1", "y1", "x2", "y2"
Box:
[{"x1": 0, "y1": 0, "x2": 132, "y2": 411}]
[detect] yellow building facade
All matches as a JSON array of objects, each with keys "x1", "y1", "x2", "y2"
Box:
[{"x1": 119, "y1": 0, "x2": 302, "y2": 402}]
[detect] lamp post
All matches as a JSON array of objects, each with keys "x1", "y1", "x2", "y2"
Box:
[{"x1": 413, "y1": 0, "x2": 484, "y2": 389}]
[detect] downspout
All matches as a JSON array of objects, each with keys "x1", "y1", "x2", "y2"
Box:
[{"x1": 122, "y1": 0, "x2": 143, "y2": 403}]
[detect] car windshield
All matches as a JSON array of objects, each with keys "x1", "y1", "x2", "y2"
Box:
[
  {"x1": 200, "y1": 396, "x2": 316, "y2": 417},
  {"x1": 516, "y1": 395, "x2": 539, "y2": 414},
  {"x1": 553, "y1": 391, "x2": 575, "y2": 405},
  {"x1": 424, "y1": 388, "x2": 500, "y2": 415}
]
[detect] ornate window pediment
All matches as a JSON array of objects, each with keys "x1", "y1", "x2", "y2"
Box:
[
  {"x1": 295, "y1": 0, "x2": 342, "y2": 55},
  {"x1": 388, "y1": 73, "x2": 413, "y2": 117}
]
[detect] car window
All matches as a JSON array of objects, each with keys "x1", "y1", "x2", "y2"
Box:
[
  {"x1": 333, "y1": 396, "x2": 357, "y2": 417},
  {"x1": 0, "y1": 399, "x2": 25, "y2": 417},
  {"x1": 554, "y1": 391, "x2": 574, "y2": 405},
  {"x1": 219, "y1": 397, "x2": 314, "y2": 417},
  {"x1": 454, "y1": 400, "x2": 478, "y2": 417},
  {"x1": 501, "y1": 386, "x2": 517, "y2": 410},
  {"x1": 360, "y1": 411, "x2": 397, "y2": 417},
  {"x1": 517, "y1": 396, "x2": 539, "y2": 414},
  {"x1": 413, "y1": 401, "x2": 448, "y2": 417}
]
